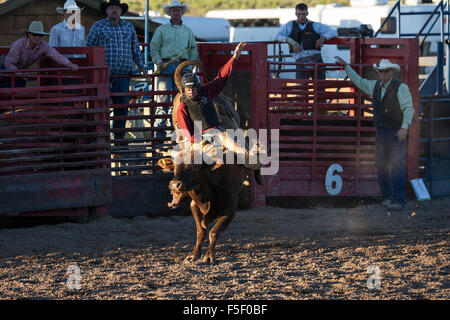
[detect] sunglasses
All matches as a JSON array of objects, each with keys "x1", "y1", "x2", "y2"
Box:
[
  {"x1": 378, "y1": 69, "x2": 392, "y2": 74},
  {"x1": 29, "y1": 33, "x2": 44, "y2": 37}
]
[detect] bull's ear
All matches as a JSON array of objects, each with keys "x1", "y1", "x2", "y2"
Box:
[{"x1": 157, "y1": 157, "x2": 174, "y2": 171}]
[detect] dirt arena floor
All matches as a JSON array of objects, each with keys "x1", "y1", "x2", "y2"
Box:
[{"x1": 0, "y1": 197, "x2": 448, "y2": 300}]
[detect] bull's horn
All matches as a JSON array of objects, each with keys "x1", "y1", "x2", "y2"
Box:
[{"x1": 157, "y1": 157, "x2": 174, "y2": 171}]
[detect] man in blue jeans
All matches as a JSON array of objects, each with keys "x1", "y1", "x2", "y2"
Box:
[
  {"x1": 86, "y1": 0, "x2": 146, "y2": 145},
  {"x1": 108, "y1": 77, "x2": 132, "y2": 143},
  {"x1": 335, "y1": 56, "x2": 415, "y2": 210},
  {"x1": 150, "y1": 0, "x2": 198, "y2": 143}
]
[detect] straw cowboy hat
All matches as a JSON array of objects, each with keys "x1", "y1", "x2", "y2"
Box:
[
  {"x1": 100, "y1": 0, "x2": 129, "y2": 15},
  {"x1": 24, "y1": 21, "x2": 50, "y2": 35},
  {"x1": 163, "y1": 0, "x2": 188, "y2": 16},
  {"x1": 373, "y1": 59, "x2": 401, "y2": 73},
  {"x1": 56, "y1": 0, "x2": 84, "y2": 14}
]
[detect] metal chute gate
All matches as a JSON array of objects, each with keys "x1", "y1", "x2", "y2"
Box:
[
  {"x1": 0, "y1": 47, "x2": 111, "y2": 216},
  {"x1": 0, "y1": 38, "x2": 419, "y2": 217},
  {"x1": 258, "y1": 38, "x2": 419, "y2": 206},
  {"x1": 197, "y1": 39, "x2": 419, "y2": 207}
]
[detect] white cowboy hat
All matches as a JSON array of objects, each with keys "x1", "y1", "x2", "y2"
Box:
[
  {"x1": 24, "y1": 21, "x2": 50, "y2": 35},
  {"x1": 56, "y1": 0, "x2": 84, "y2": 14},
  {"x1": 373, "y1": 59, "x2": 401, "y2": 73},
  {"x1": 163, "y1": 0, "x2": 188, "y2": 16}
]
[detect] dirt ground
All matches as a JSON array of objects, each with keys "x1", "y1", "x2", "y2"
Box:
[{"x1": 0, "y1": 197, "x2": 448, "y2": 300}]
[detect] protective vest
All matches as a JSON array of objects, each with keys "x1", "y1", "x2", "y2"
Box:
[
  {"x1": 181, "y1": 89, "x2": 220, "y2": 132},
  {"x1": 372, "y1": 79, "x2": 403, "y2": 129},
  {"x1": 289, "y1": 20, "x2": 321, "y2": 52}
]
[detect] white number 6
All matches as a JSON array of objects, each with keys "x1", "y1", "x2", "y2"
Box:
[{"x1": 325, "y1": 163, "x2": 343, "y2": 195}]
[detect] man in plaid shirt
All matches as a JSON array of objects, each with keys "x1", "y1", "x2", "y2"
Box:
[{"x1": 86, "y1": 0, "x2": 146, "y2": 144}]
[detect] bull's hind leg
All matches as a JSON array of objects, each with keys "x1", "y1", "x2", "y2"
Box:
[
  {"x1": 202, "y1": 214, "x2": 234, "y2": 264},
  {"x1": 184, "y1": 201, "x2": 207, "y2": 262}
]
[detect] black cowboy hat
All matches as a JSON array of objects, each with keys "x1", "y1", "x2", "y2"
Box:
[{"x1": 100, "y1": 0, "x2": 128, "y2": 15}]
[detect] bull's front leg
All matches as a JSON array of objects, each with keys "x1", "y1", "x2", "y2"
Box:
[
  {"x1": 202, "y1": 214, "x2": 234, "y2": 264},
  {"x1": 184, "y1": 200, "x2": 207, "y2": 263}
]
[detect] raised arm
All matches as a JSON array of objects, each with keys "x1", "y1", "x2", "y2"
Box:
[
  {"x1": 203, "y1": 42, "x2": 247, "y2": 100},
  {"x1": 335, "y1": 56, "x2": 376, "y2": 96}
]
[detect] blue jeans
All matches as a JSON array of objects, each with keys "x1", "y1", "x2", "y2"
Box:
[
  {"x1": 154, "y1": 62, "x2": 191, "y2": 140},
  {"x1": 110, "y1": 77, "x2": 131, "y2": 142},
  {"x1": 295, "y1": 55, "x2": 325, "y2": 80},
  {"x1": 376, "y1": 127, "x2": 406, "y2": 203},
  {"x1": 295, "y1": 55, "x2": 326, "y2": 112},
  {"x1": 154, "y1": 62, "x2": 178, "y2": 140}
]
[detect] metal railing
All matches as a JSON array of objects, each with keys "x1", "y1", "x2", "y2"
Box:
[
  {"x1": 376, "y1": 1, "x2": 449, "y2": 95},
  {"x1": 374, "y1": 0, "x2": 401, "y2": 38},
  {"x1": 0, "y1": 65, "x2": 110, "y2": 175},
  {"x1": 419, "y1": 94, "x2": 450, "y2": 197},
  {"x1": 374, "y1": 0, "x2": 450, "y2": 45}
]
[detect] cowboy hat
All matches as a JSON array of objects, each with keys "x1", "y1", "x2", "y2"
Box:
[
  {"x1": 24, "y1": 21, "x2": 50, "y2": 35},
  {"x1": 163, "y1": 0, "x2": 188, "y2": 16},
  {"x1": 373, "y1": 59, "x2": 401, "y2": 73},
  {"x1": 56, "y1": 0, "x2": 84, "y2": 14},
  {"x1": 100, "y1": 0, "x2": 129, "y2": 15}
]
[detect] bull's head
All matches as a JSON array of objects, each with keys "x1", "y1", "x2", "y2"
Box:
[{"x1": 158, "y1": 146, "x2": 221, "y2": 212}]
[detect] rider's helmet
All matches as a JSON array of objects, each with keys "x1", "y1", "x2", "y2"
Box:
[{"x1": 180, "y1": 73, "x2": 200, "y2": 90}]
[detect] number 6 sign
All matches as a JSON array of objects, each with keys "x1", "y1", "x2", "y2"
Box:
[{"x1": 325, "y1": 163, "x2": 343, "y2": 195}]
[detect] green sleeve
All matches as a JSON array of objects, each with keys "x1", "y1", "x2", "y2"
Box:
[
  {"x1": 397, "y1": 83, "x2": 414, "y2": 130},
  {"x1": 344, "y1": 65, "x2": 377, "y2": 96},
  {"x1": 150, "y1": 28, "x2": 162, "y2": 65}
]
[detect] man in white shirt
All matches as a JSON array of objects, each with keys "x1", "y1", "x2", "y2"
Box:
[
  {"x1": 49, "y1": 0, "x2": 86, "y2": 58},
  {"x1": 275, "y1": 3, "x2": 337, "y2": 80}
]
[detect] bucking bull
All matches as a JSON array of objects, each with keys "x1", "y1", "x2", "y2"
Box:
[
  {"x1": 158, "y1": 138, "x2": 245, "y2": 264},
  {"x1": 157, "y1": 50, "x2": 265, "y2": 264}
]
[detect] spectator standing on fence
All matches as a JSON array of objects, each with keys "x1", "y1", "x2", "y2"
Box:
[
  {"x1": 0, "y1": 21, "x2": 78, "y2": 88},
  {"x1": 86, "y1": 0, "x2": 146, "y2": 144},
  {"x1": 49, "y1": 0, "x2": 86, "y2": 58},
  {"x1": 335, "y1": 56, "x2": 414, "y2": 211},
  {"x1": 274, "y1": 3, "x2": 337, "y2": 80},
  {"x1": 150, "y1": 0, "x2": 198, "y2": 143}
]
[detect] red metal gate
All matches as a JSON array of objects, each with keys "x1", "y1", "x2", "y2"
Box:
[
  {"x1": 198, "y1": 39, "x2": 419, "y2": 207},
  {"x1": 0, "y1": 39, "x2": 419, "y2": 217},
  {"x1": 0, "y1": 47, "x2": 111, "y2": 216}
]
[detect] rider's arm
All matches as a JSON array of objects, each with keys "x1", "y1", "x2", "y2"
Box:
[{"x1": 202, "y1": 55, "x2": 236, "y2": 100}]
